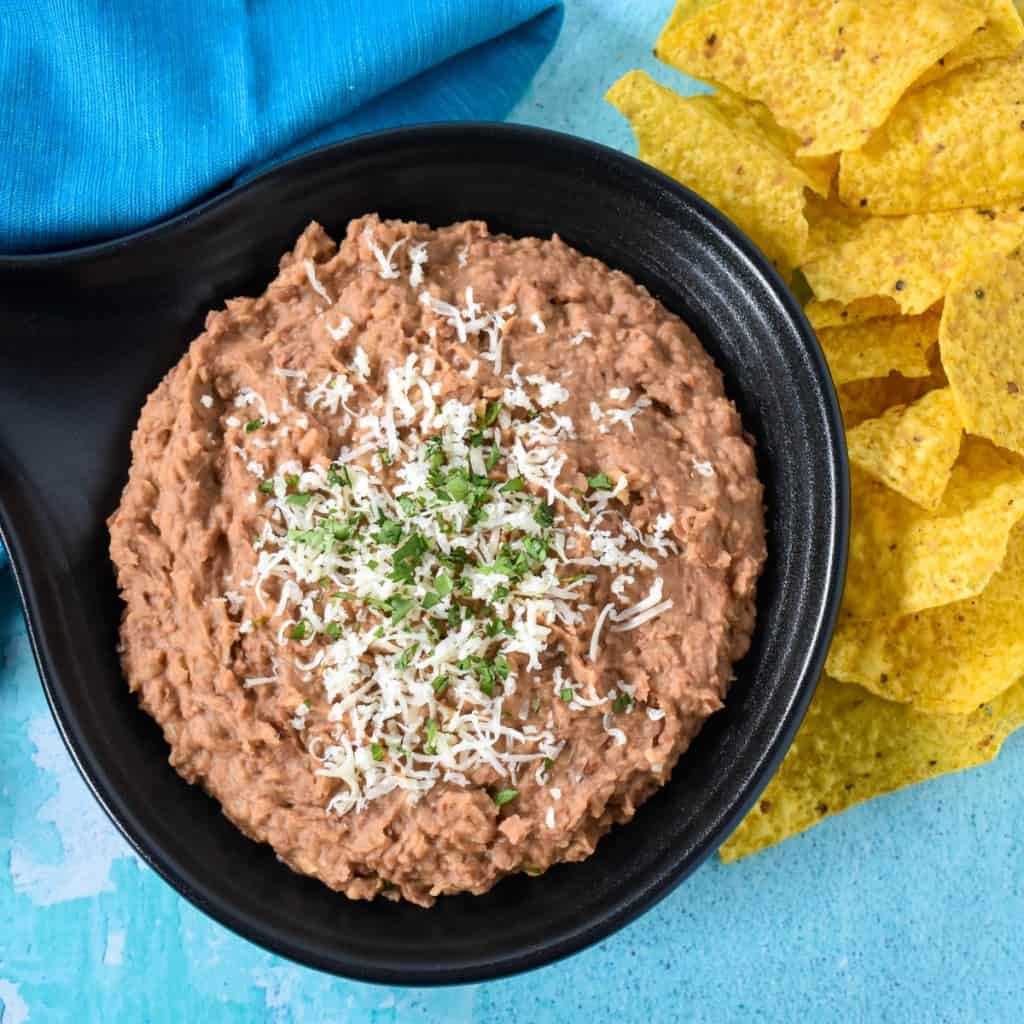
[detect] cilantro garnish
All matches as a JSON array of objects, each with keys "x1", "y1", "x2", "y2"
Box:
[
  {"x1": 258, "y1": 479, "x2": 275, "y2": 494},
  {"x1": 371, "y1": 742, "x2": 385, "y2": 762},
  {"x1": 587, "y1": 472, "x2": 614, "y2": 490},
  {"x1": 286, "y1": 492, "x2": 312, "y2": 506},
  {"x1": 493, "y1": 789, "x2": 518, "y2": 807},
  {"x1": 424, "y1": 718, "x2": 439, "y2": 754},
  {"x1": 480, "y1": 400, "x2": 502, "y2": 428},
  {"x1": 612, "y1": 693, "x2": 634, "y2": 713},
  {"x1": 500, "y1": 476, "x2": 525, "y2": 494},
  {"x1": 244, "y1": 418, "x2": 264, "y2": 432},
  {"x1": 395, "y1": 643, "x2": 419, "y2": 671},
  {"x1": 289, "y1": 621, "x2": 310, "y2": 641}
]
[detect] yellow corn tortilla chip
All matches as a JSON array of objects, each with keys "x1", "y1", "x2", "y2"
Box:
[
  {"x1": 654, "y1": 0, "x2": 985, "y2": 156},
  {"x1": 838, "y1": 369, "x2": 946, "y2": 429},
  {"x1": 708, "y1": 88, "x2": 837, "y2": 197},
  {"x1": 844, "y1": 437, "x2": 1024, "y2": 619},
  {"x1": 801, "y1": 198, "x2": 1024, "y2": 315},
  {"x1": 606, "y1": 71, "x2": 813, "y2": 271},
  {"x1": 840, "y1": 53, "x2": 1024, "y2": 215},
  {"x1": 827, "y1": 523, "x2": 1024, "y2": 714},
  {"x1": 805, "y1": 296, "x2": 903, "y2": 330},
  {"x1": 817, "y1": 310, "x2": 939, "y2": 387},
  {"x1": 916, "y1": 0, "x2": 1024, "y2": 85},
  {"x1": 940, "y1": 243, "x2": 1024, "y2": 456},
  {"x1": 720, "y1": 674, "x2": 1024, "y2": 862},
  {"x1": 846, "y1": 388, "x2": 963, "y2": 510}
]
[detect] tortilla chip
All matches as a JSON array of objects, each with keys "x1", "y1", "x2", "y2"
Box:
[
  {"x1": 827, "y1": 523, "x2": 1024, "y2": 714},
  {"x1": 846, "y1": 388, "x2": 963, "y2": 510},
  {"x1": 801, "y1": 198, "x2": 1024, "y2": 315},
  {"x1": 916, "y1": 0, "x2": 1024, "y2": 85},
  {"x1": 708, "y1": 88, "x2": 837, "y2": 197},
  {"x1": 720, "y1": 674, "x2": 1024, "y2": 862},
  {"x1": 844, "y1": 437, "x2": 1024, "y2": 619},
  {"x1": 840, "y1": 53, "x2": 1024, "y2": 215},
  {"x1": 838, "y1": 370, "x2": 946, "y2": 430},
  {"x1": 817, "y1": 311, "x2": 939, "y2": 387},
  {"x1": 939, "y1": 243, "x2": 1024, "y2": 456},
  {"x1": 805, "y1": 297, "x2": 903, "y2": 330},
  {"x1": 606, "y1": 71, "x2": 813, "y2": 271},
  {"x1": 654, "y1": 0, "x2": 985, "y2": 156}
]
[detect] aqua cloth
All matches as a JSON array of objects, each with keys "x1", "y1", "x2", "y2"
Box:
[{"x1": 0, "y1": 0, "x2": 563, "y2": 254}]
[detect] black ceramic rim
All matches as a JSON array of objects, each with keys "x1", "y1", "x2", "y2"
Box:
[{"x1": 0, "y1": 123, "x2": 849, "y2": 985}]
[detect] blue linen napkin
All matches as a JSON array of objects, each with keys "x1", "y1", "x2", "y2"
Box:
[
  {"x1": 0, "y1": 0, "x2": 563, "y2": 575},
  {"x1": 0, "y1": 0, "x2": 563, "y2": 254}
]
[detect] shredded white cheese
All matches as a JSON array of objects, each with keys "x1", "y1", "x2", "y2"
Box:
[
  {"x1": 304, "y1": 259, "x2": 332, "y2": 303},
  {"x1": 224, "y1": 263, "x2": 680, "y2": 818}
]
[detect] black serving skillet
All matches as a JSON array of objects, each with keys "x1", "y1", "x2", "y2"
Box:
[{"x1": 0, "y1": 124, "x2": 847, "y2": 984}]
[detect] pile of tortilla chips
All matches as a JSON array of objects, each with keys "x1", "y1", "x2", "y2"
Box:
[{"x1": 607, "y1": 0, "x2": 1024, "y2": 862}]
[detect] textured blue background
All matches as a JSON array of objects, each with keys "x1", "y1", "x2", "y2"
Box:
[{"x1": 3, "y1": 2, "x2": 1024, "y2": 1021}]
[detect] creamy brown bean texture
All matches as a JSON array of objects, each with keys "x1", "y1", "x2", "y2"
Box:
[{"x1": 109, "y1": 215, "x2": 765, "y2": 905}]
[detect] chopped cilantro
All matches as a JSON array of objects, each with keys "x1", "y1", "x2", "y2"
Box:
[
  {"x1": 612, "y1": 692, "x2": 634, "y2": 713},
  {"x1": 258, "y1": 479, "x2": 275, "y2": 494},
  {"x1": 289, "y1": 621, "x2": 310, "y2": 641},
  {"x1": 244, "y1": 418, "x2": 264, "y2": 432},
  {"x1": 500, "y1": 476, "x2": 525, "y2": 493},
  {"x1": 559, "y1": 687, "x2": 573, "y2": 702},
  {"x1": 388, "y1": 596, "x2": 415, "y2": 624},
  {"x1": 375, "y1": 518, "x2": 403, "y2": 545},
  {"x1": 534, "y1": 502, "x2": 555, "y2": 527},
  {"x1": 371, "y1": 742, "x2": 385, "y2": 762},
  {"x1": 286, "y1": 492, "x2": 312, "y2": 506},
  {"x1": 378, "y1": 447, "x2": 394, "y2": 465},
  {"x1": 485, "y1": 445, "x2": 502, "y2": 472},
  {"x1": 395, "y1": 643, "x2": 419, "y2": 671},
  {"x1": 323, "y1": 622, "x2": 342, "y2": 641},
  {"x1": 432, "y1": 675, "x2": 450, "y2": 696},
  {"x1": 285, "y1": 474, "x2": 300, "y2": 489},
  {"x1": 422, "y1": 592, "x2": 441, "y2": 610},
  {"x1": 587, "y1": 472, "x2": 614, "y2": 490},
  {"x1": 522, "y1": 537, "x2": 548, "y2": 563},
  {"x1": 435, "y1": 572, "x2": 453, "y2": 596},
  {"x1": 424, "y1": 718, "x2": 439, "y2": 754},
  {"x1": 522, "y1": 865, "x2": 541, "y2": 876},
  {"x1": 493, "y1": 788, "x2": 518, "y2": 807},
  {"x1": 543, "y1": 756, "x2": 554, "y2": 771},
  {"x1": 327, "y1": 464, "x2": 352, "y2": 488},
  {"x1": 480, "y1": 400, "x2": 502, "y2": 428}
]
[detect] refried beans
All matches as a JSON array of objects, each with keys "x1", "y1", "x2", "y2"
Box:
[{"x1": 108, "y1": 214, "x2": 766, "y2": 905}]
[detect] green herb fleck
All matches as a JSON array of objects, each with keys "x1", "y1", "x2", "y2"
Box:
[
  {"x1": 424, "y1": 718, "x2": 439, "y2": 754},
  {"x1": 500, "y1": 476, "x2": 525, "y2": 494},
  {"x1": 612, "y1": 692, "x2": 634, "y2": 713},
  {"x1": 323, "y1": 622, "x2": 342, "y2": 641},
  {"x1": 493, "y1": 788, "x2": 519, "y2": 807},
  {"x1": 245, "y1": 418, "x2": 264, "y2": 432},
  {"x1": 289, "y1": 621, "x2": 310, "y2": 641},
  {"x1": 286, "y1": 492, "x2": 312, "y2": 506},
  {"x1": 371, "y1": 742, "x2": 385, "y2": 762},
  {"x1": 559, "y1": 687, "x2": 573, "y2": 702},
  {"x1": 432, "y1": 675, "x2": 450, "y2": 696},
  {"x1": 258, "y1": 479, "x2": 275, "y2": 494},
  {"x1": 587, "y1": 472, "x2": 614, "y2": 490}
]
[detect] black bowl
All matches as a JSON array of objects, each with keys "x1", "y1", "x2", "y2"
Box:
[{"x1": 0, "y1": 124, "x2": 847, "y2": 984}]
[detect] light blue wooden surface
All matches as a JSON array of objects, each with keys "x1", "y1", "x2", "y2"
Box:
[{"x1": 3, "y1": 3, "x2": 1024, "y2": 1021}]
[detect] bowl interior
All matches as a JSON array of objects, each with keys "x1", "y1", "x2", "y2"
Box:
[{"x1": 0, "y1": 124, "x2": 847, "y2": 984}]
